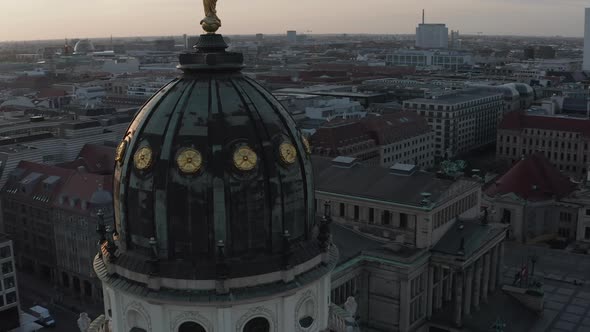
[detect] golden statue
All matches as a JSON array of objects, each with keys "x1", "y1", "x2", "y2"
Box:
[{"x1": 201, "y1": 0, "x2": 221, "y2": 34}]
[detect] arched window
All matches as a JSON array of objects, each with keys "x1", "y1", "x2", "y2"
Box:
[
  {"x1": 243, "y1": 317, "x2": 270, "y2": 332},
  {"x1": 178, "y1": 321, "x2": 206, "y2": 332},
  {"x1": 127, "y1": 309, "x2": 148, "y2": 332},
  {"x1": 298, "y1": 298, "x2": 315, "y2": 329}
]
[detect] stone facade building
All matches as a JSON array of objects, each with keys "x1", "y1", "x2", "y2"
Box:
[
  {"x1": 314, "y1": 156, "x2": 507, "y2": 330},
  {"x1": 496, "y1": 111, "x2": 590, "y2": 179},
  {"x1": 484, "y1": 153, "x2": 578, "y2": 243},
  {"x1": 311, "y1": 111, "x2": 435, "y2": 168},
  {"x1": 403, "y1": 90, "x2": 504, "y2": 159},
  {"x1": 1, "y1": 144, "x2": 115, "y2": 302}
]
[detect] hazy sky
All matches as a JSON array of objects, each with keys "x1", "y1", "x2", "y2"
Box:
[{"x1": 1, "y1": 0, "x2": 589, "y2": 41}]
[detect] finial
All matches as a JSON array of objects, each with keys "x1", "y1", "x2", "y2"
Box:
[{"x1": 201, "y1": 0, "x2": 221, "y2": 34}]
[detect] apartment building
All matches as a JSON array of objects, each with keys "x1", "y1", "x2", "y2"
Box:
[
  {"x1": 404, "y1": 90, "x2": 504, "y2": 159},
  {"x1": 0, "y1": 234, "x2": 19, "y2": 331},
  {"x1": 496, "y1": 111, "x2": 590, "y2": 178},
  {"x1": 312, "y1": 112, "x2": 435, "y2": 168}
]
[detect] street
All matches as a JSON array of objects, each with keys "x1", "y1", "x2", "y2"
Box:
[
  {"x1": 502, "y1": 242, "x2": 590, "y2": 332},
  {"x1": 17, "y1": 272, "x2": 103, "y2": 332}
]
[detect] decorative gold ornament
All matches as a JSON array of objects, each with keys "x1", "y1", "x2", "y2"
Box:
[
  {"x1": 177, "y1": 148, "x2": 203, "y2": 174},
  {"x1": 201, "y1": 0, "x2": 221, "y2": 33},
  {"x1": 279, "y1": 142, "x2": 297, "y2": 165},
  {"x1": 301, "y1": 135, "x2": 312, "y2": 155},
  {"x1": 115, "y1": 140, "x2": 127, "y2": 165},
  {"x1": 133, "y1": 147, "x2": 153, "y2": 171},
  {"x1": 233, "y1": 146, "x2": 257, "y2": 171}
]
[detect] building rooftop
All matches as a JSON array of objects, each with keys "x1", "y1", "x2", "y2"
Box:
[
  {"x1": 485, "y1": 153, "x2": 576, "y2": 201},
  {"x1": 406, "y1": 90, "x2": 502, "y2": 105},
  {"x1": 313, "y1": 156, "x2": 479, "y2": 209},
  {"x1": 500, "y1": 111, "x2": 590, "y2": 137},
  {"x1": 432, "y1": 219, "x2": 506, "y2": 259}
]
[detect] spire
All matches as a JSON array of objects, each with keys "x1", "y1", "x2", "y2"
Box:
[{"x1": 178, "y1": 0, "x2": 243, "y2": 72}]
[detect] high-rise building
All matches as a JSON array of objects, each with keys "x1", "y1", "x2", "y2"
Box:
[
  {"x1": 416, "y1": 11, "x2": 448, "y2": 49},
  {"x1": 416, "y1": 23, "x2": 448, "y2": 49},
  {"x1": 287, "y1": 30, "x2": 297, "y2": 43},
  {"x1": 585, "y1": 8, "x2": 590, "y2": 71}
]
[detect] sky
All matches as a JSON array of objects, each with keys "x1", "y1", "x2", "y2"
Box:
[{"x1": 0, "y1": 0, "x2": 589, "y2": 41}]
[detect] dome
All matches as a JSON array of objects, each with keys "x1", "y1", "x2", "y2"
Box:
[
  {"x1": 513, "y1": 83, "x2": 534, "y2": 97},
  {"x1": 110, "y1": 35, "x2": 322, "y2": 282},
  {"x1": 90, "y1": 187, "x2": 113, "y2": 206},
  {"x1": 74, "y1": 39, "x2": 95, "y2": 54}
]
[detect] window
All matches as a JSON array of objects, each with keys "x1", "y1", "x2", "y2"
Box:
[
  {"x1": 178, "y1": 322, "x2": 206, "y2": 332},
  {"x1": 559, "y1": 212, "x2": 572, "y2": 223},
  {"x1": 6, "y1": 291, "x2": 17, "y2": 304},
  {"x1": 339, "y1": 203, "x2": 345, "y2": 217},
  {"x1": 369, "y1": 208, "x2": 374, "y2": 223},
  {"x1": 297, "y1": 298, "x2": 315, "y2": 329},
  {"x1": 0, "y1": 246, "x2": 10, "y2": 258},
  {"x1": 243, "y1": 317, "x2": 270, "y2": 332},
  {"x1": 400, "y1": 213, "x2": 408, "y2": 228},
  {"x1": 4, "y1": 276, "x2": 15, "y2": 289},
  {"x1": 586, "y1": 209, "x2": 590, "y2": 216},
  {"x1": 585, "y1": 227, "x2": 590, "y2": 240},
  {"x1": 1, "y1": 262, "x2": 13, "y2": 274},
  {"x1": 382, "y1": 211, "x2": 391, "y2": 225},
  {"x1": 354, "y1": 206, "x2": 359, "y2": 220}
]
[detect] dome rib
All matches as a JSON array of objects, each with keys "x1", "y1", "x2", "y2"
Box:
[{"x1": 244, "y1": 77, "x2": 314, "y2": 240}]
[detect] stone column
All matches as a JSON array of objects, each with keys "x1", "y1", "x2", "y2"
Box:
[
  {"x1": 482, "y1": 253, "x2": 491, "y2": 303},
  {"x1": 490, "y1": 245, "x2": 499, "y2": 293},
  {"x1": 463, "y1": 267, "x2": 473, "y2": 316},
  {"x1": 436, "y1": 267, "x2": 443, "y2": 310},
  {"x1": 497, "y1": 242, "x2": 505, "y2": 288},
  {"x1": 399, "y1": 278, "x2": 410, "y2": 331},
  {"x1": 454, "y1": 271, "x2": 463, "y2": 327},
  {"x1": 473, "y1": 259, "x2": 482, "y2": 311},
  {"x1": 427, "y1": 266, "x2": 434, "y2": 318},
  {"x1": 445, "y1": 270, "x2": 453, "y2": 302}
]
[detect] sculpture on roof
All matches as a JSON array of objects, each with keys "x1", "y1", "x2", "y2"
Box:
[{"x1": 201, "y1": 0, "x2": 221, "y2": 33}]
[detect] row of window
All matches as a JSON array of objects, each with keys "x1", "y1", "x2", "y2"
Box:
[
  {"x1": 433, "y1": 192, "x2": 478, "y2": 229},
  {"x1": 338, "y1": 202, "x2": 413, "y2": 229},
  {"x1": 500, "y1": 136, "x2": 588, "y2": 151}
]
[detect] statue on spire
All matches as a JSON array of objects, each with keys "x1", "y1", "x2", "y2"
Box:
[{"x1": 201, "y1": 0, "x2": 221, "y2": 34}]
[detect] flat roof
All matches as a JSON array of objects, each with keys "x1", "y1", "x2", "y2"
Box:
[{"x1": 406, "y1": 90, "x2": 502, "y2": 104}]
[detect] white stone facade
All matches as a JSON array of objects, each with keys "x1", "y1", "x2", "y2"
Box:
[{"x1": 100, "y1": 273, "x2": 332, "y2": 332}]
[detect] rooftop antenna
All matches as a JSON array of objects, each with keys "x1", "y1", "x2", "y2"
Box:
[{"x1": 422, "y1": 9, "x2": 425, "y2": 24}]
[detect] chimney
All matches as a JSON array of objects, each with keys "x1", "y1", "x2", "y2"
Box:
[{"x1": 422, "y1": 9, "x2": 425, "y2": 24}]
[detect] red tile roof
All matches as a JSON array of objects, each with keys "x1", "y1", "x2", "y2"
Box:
[
  {"x1": 485, "y1": 153, "x2": 576, "y2": 201},
  {"x1": 311, "y1": 120, "x2": 375, "y2": 156},
  {"x1": 500, "y1": 111, "x2": 590, "y2": 137},
  {"x1": 361, "y1": 112, "x2": 431, "y2": 145},
  {"x1": 311, "y1": 111, "x2": 431, "y2": 156},
  {"x1": 58, "y1": 144, "x2": 116, "y2": 175},
  {"x1": 2, "y1": 160, "x2": 112, "y2": 215}
]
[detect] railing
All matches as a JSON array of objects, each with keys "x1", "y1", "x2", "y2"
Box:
[
  {"x1": 88, "y1": 315, "x2": 109, "y2": 332},
  {"x1": 328, "y1": 303, "x2": 352, "y2": 332}
]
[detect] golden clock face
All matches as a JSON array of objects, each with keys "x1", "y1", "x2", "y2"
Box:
[
  {"x1": 115, "y1": 140, "x2": 127, "y2": 165},
  {"x1": 233, "y1": 146, "x2": 257, "y2": 171},
  {"x1": 133, "y1": 147, "x2": 153, "y2": 171},
  {"x1": 301, "y1": 135, "x2": 312, "y2": 155},
  {"x1": 177, "y1": 148, "x2": 202, "y2": 174},
  {"x1": 279, "y1": 142, "x2": 297, "y2": 165}
]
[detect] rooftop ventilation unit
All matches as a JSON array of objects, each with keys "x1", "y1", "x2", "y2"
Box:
[
  {"x1": 390, "y1": 163, "x2": 417, "y2": 176},
  {"x1": 331, "y1": 156, "x2": 358, "y2": 168}
]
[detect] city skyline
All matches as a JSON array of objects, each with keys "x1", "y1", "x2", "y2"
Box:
[{"x1": 1, "y1": 0, "x2": 589, "y2": 42}]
